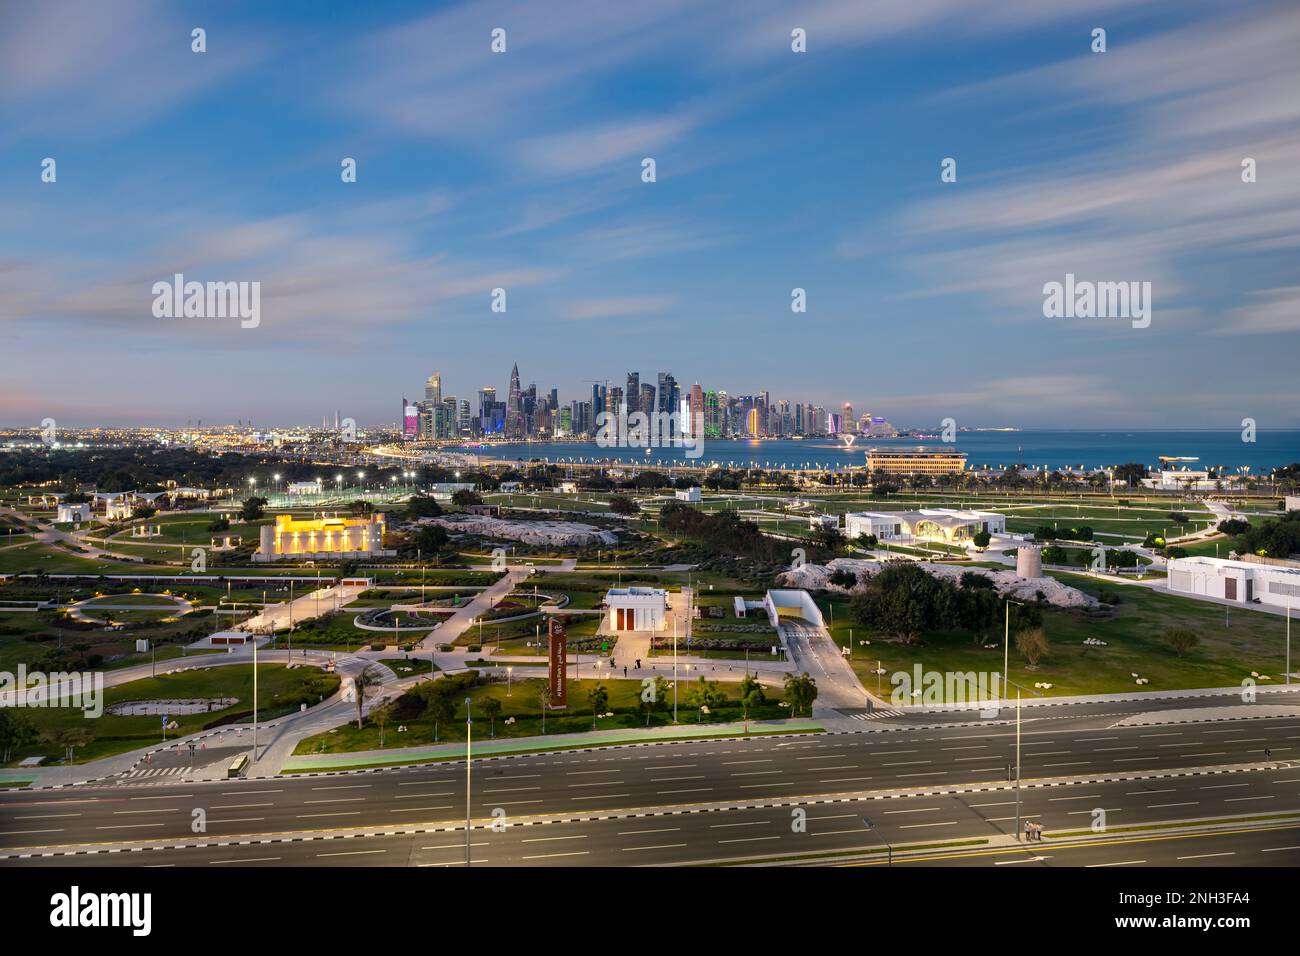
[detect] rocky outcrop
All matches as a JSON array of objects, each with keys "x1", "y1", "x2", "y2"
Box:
[{"x1": 778, "y1": 558, "x2": 1099, "y2": 609}]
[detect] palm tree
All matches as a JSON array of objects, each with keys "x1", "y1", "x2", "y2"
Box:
[
  {"x1": 482, "y1": 697, "x2": 503, "y2": 738},
  {"x1": 352, "y1": 664, "x2": 382, "y2": 729}
]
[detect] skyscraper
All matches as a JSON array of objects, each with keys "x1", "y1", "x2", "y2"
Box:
[
  {"x1": 625, "y1": 372, "x2": 639, "y2": 416},
  {"x1": 689, "y1": 383, "x2": 704, "y2": 438},
  {"x1": 425, "y1": 373, "x2": 442, "y2": 404},
  {"x1": 505, "y1": 363, "x2": 524, "y2": 439}
]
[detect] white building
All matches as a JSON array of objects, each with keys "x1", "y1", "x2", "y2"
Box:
[
  {"x1": 763, "y1": 589, "x2": 825, "y2": 628},
  {"x1": 557, "y1": 481, "x2": 579, "y2": 494},
  {"x1": 844, "y1": 508, "x2": 1005, "y2": 544},
  {"x1": 104, "y1": 501, "x2": 134, "y2": 521},
  {"x1": 675, "y1": 486, "x2": 702, "y2": 503},
  {"x1": 605, "y1": 587, "x2": 667, "y2": 632},
  {"x1": 56, "y1": 502, "x2": 92, "y2": 523},
  {"x1": 287, "y1": 479, "x2": 323, "y2": 495},
  {"x1": 1286, "y1": 496, "x2": 1300, "y2": 513},
  {"x1": 1167, "y1": 556, "x2": 1300, "y2": 609},
  {"x1": 808, "y1": 514, "x2": 839, "y2": 529},
  {"x1": 1143, "y1": 469, "x2": 1217, "y2": 490}
]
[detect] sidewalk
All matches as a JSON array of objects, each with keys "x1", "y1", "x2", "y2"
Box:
[{"x1": 281, "y1": 717, "x2": 824, "y2": 772}]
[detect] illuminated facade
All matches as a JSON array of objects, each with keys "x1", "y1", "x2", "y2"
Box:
[
  {"x1": 255, "y1": 513, "x2": 392, "y2": 562},
  {"x1": 845, "y1": 508, "x2": 1005, "y2": 543},
  {"x1": 865, "y1": 446, "x2": 967, "y2": 475}
]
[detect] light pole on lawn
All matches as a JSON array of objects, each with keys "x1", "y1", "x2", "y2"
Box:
[
  {"x1": 464, "y1": 696, "x2": 473, "y2": 866},
  {"x1": 672, "y1": 615, "x2": 678, "y2": 723},
  {"x1": 1014, "y1": 689, "x2": 1022, "y2": 840},
  {"x1": 1003, "y1": 600, "x2": 1023, "y2": 703}
]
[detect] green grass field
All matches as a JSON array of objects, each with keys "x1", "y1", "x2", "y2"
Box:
[
  {"x1": 3, "y1": 664, "x2": 339, "y2": 765},
  {"x1": 294, "y1": 675, "x2": 787, "y2": 754},
  {"x1": 826, "y1": 576, "x2": 1291, "y2": 700}
]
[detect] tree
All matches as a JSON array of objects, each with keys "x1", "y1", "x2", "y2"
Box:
[
  {"x1": 683, "y1": 676, "x2": 725, "y2": 721},
  {"x1": 609, "y1": 495, "x2": 639, "y2": 515},
  {"x1": 349, "y1": 499, "x2": 374, "y2": 516},
  {"x1": 414, "y1": 524, "x2": 449, "y2": 554},
  {"x1": 427, "y1": 692, "x2": 455, "y2": 743},
  {"x1": 451, "y1": 489, "x2": 482, "y2": 508},
  {"x1": 849, "y1": 562, "x2": 942, "y2": 645},
  {"x1": 855, "y1": 533, "x2": 878, "y2": 549},
  {"x1": 352, "y1": 664, "x2": 382, "y2": 730},
  {"x1": 43, "y1": 725, "x2": 94, "y2": 764},
  {"x1": 1015, "y1": 627, "x2": 1049, "y2": 667},
  {"x1": 1162, "y1": 627, "x2": 1199, "y2": 658},
  {"x1": 371, "y1": 700, "x2": 395, "y2": 747},
  {"x1": 588, "y1": 683, "x2": 609, "y2": 729},
  {"x1": 240, "y1": 496, "x2": 268, "y2": 521},
  {"x1": 0, "y1": 710, "x2": 37, "y2": 763},
  {"x1": 782, "y1": 672, "x2": 818, "y2": 717},
  {"x1": 828, "y1": 567, "x2": 858, "y2": 589},
  {"x1": 640, "y1": 675, "x2": 669, "y2": 726},
  {"x1": 482, "y1": 696, "x2": 503, "y2": 737},
  {"x1": 406, "y1": 495, "x2": 443, "y2": 519},
  {"x1": 971, "y1": 530, "x2": 991, "y2": 550},
  {"x1": 738, "y1": 672, "x2": 766, "y2": 721},
  {"x1": 1217, "y1": 518, "x2": 1250, "y2": 536}
]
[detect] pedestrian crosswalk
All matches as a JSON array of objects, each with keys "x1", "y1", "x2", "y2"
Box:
[
  {"x1": 839, "y1": 707, "x2": 904, "y2": 721},
  {"x1": 122, "y1": 765, "x2": 190, "y2": 779}
]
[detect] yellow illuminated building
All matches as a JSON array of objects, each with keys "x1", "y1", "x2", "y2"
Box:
[{"x1": 255, "y1": 513, "x2": 392, "y2": 562}]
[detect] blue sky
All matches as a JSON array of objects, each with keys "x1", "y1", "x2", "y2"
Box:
[{"x1": 1, "y1": 0, "x2": 1298, "y2": 428}]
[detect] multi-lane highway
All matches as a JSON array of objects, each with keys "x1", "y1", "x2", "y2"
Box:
[{"x1": 3, "y1": 703, "x2": 1299, "y2": 867}]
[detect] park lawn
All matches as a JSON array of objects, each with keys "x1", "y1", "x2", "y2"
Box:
[
  {"x1": 838, "y1": 575, "x2": 1291, "y2": 700},
  {"x1": 109, "y1": 512, "x2": 272, "y2": 546},
  {"x1": 0, "y1": 542, "x2": 172, "y2": 576},
  {"x1": 0, "y1": 607, "x2": 227, "y2": 673},
  {"x1": 3, "y1": 664, "x2": 339, "y2": 766},
  {"x1": 79, "y1": 593, "x2": 183, "y2": 607},
  {"x1": 378, "y1": 657, "x2": 438, "y2": 676},
  {"x1": 289, "y1": 611, "x2": 404, "y2": 650},
  {"x1": 294, "y1": 676, "x2": 788, "y2": 754}
]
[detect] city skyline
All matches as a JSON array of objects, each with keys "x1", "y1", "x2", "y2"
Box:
[{"x1": 2, "y1": 1, "x2": 1298, "y2": 428}]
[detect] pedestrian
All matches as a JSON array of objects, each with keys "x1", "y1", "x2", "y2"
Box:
[
  {"x1": 1265, "y1": 747, "x2": 1272, "y2": 760},
  {"x1": 1023, "y1": 820, "x2": 1031, "y2": 841},
  {"x1": 623, "y1": 666, "x2": 628, "y2": 678}
]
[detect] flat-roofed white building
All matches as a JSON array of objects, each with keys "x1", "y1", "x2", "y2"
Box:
[
  {"x1": 844, "y1": 508, "x2": 1005, "y2": 544},
  {"x1": 1143, "y1": 469, "x2": 1215, "y2": 490},
  {"x1": 605, "y1": 587, "x2": 666, "y2": 631},
  {"x1": 675, "y1": 486, "x2": 701, "y2": 503},
  {"x1": 287, "y1": 479, "x2": 323, "y2": 495},
  {"x1": 56, "y1": 502, "x2": 92, "y2": 523},
  {"x1": 1167, "y1": 556, "x2": 1300, "y2": 609},
  {"x1": 808, "y1": 514, "x2": 839, "y2": 529},
  {"x1": 1287, "y1": 496, "x2": 1300, "y2": 512}
]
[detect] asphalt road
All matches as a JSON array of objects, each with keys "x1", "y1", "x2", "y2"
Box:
[
  {"x1": 3, "y1": 708, "x2": 1299, "y2": 866},
  {"x1": 4, "y1": 767, "x2": 1298, "y2": 867}
]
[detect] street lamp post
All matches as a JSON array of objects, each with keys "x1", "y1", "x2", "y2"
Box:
[
  {"x1": 1014, "y1": 689, "x2": 1022, "y2": 840},
  {"x1": 1003, "y1": 600, "x2": 1022, "y2": 702},
  {"x1": 464, "y1": 696, "x2": 473, "y2": 866},
  {"x1": 507, "y1": 666, "x2": 513, "y2": 696},
  {"x1": 252, "y1": 634, "x2": 259, "y2": 763}
]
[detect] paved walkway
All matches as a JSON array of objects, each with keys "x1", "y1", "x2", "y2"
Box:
[{"x1": 416, "y1": 566, "x2": 531, "y2": 649}]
